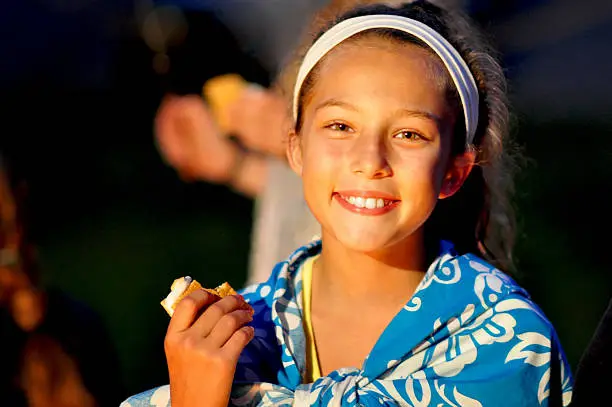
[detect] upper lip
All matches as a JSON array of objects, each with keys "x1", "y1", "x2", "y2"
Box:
[{"x1": 334, "y1": 190, "x2": 401, "y2": 201}]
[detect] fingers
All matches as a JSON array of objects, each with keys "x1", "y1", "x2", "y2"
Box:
[
  {"x1": 222, "y1": 326, "x2": 255, "y2": 362},
  {"x1": 155, "y1": 96, "x2": 183, "y2": 163},
  {"x1": 168, "y1": 290, "x2": 217, "y2": 333},
  {"x1": 207, "y1": 309, "x2": 253, "y2": 348},
  {"x1": 154, "y1": 95, "x2": 217, "y2": 180},
  {"x1": 155, "y1": 96, "x2": 205, "y2": 140},
  {"x1": 190, "y1": 295, "x2": 247, "y2": 335},
  {"x1": 164, "y1": 290, "x2": 255, "y2": 375}
]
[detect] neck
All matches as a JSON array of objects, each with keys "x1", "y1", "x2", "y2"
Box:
[{"x1": 314, "y1": 232, "x2": 428, "y2": 310}]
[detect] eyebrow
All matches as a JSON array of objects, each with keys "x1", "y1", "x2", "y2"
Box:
[
  {"x1": 393, "y1": 109, "x2": 443, "y2": 128},
  {"x1": 314, "y1": 98, "x2": 443, "y2": 127},
  {"x1": 314, "y1": 98, "x2": 359, "y2": 112}
]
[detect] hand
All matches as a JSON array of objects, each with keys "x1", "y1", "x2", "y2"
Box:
[
  {"x1": 21, "y1": 335, "x2": 96, "y2": 407},
  {"x1": 164, "y1": 290, "x2": 254, "y2": 407},
  {"x1": 155, "y1": 95, "x2": 238, "y2": 183},
  {"x1": 226, "y1": 86, "x2": 290, "y2": 158},
  {"x1": 11, "y1": 287, "x2": 44, "y2": 332}
]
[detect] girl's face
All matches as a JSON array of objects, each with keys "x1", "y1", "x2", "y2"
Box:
[{"x1": 288, "y1": 37, "x2": 473, "y2": 254}]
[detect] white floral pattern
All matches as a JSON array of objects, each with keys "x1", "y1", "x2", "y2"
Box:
[{"x1": 121, "y1": 240, "x2": 573, "y2": 406}]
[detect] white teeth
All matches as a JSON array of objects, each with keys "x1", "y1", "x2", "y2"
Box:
[{"x1": 341, "y1": 195, "x2": 393, "y2": 209}]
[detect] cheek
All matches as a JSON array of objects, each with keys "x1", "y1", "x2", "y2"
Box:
[
  {"x1": 301, "y1": 135, "x2": 344, "y2": 178},
  {"x1": 299, "y1": 136, "x2": 346, "y2": 211},
  {"x1": 392, "y1": 148, "x2": 448, "y2": 197}
]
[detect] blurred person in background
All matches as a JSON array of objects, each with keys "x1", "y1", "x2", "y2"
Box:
[
  {"x1": 152, "y1": 6, "x2": 316, "y2": 286},
  {"x1": 154, "y1": 0, "x2": 414, "y2": 285},
  {"x1": 0, "y1": 155, "x2": 124, "y2": 407},
  {"x1": 155, "y1": 83, "x2": 320, "y2": 286}
]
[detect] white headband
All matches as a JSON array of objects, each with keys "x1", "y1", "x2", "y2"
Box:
[{"x1": 293, "y1": 15, "x2": 479, "y2": 145}]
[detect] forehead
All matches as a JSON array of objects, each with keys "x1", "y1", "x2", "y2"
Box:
[
  {"x1": 305, "y1": 36, "x2": 454, "y2": 115},
  {"x1": 321, "y1": 34, "x2": 448, "y2": 86}
]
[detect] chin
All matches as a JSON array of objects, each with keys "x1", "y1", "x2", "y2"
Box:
[
  {"x1": 335, "y1": 232, "x2": 398, "y2": 254},
  {"x1": 325, "y1": 218, "x2": 422, "y2": 254}
]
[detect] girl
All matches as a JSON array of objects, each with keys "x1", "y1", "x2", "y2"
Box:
[{"x1": 122, "y1": 1, "x2": 573, "y2": 406}]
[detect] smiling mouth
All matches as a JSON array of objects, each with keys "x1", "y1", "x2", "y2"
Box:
[{"x1": 333, "y1": 192, "x2": 400, "y2": 215}]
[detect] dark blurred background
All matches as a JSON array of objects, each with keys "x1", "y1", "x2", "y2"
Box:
[{"x1": 1, "y1": 0, "x2": 610, "y2": 402}]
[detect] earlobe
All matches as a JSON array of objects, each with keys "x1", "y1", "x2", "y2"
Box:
[
  {"x1": 438, "y1": 151, "x2": 476, "y2": 199},
  {"x1": 286, "y1": 130, "x2": 303, "y2": 176},
  {"x1": 438, "y1": 177, "x2": 456, "y2": 199}
]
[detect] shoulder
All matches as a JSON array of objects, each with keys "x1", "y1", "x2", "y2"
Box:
[
  {"x1": 438, "y1": 251, "x2": 530, "y2": 310},
  {"x1": 448, "y1": 252, "x2": 559, "y2": 337},
  {"x1": 419, "y1": 248, "x2": 569, "y2": 368},
  {"x1": 439, "y1": 253, "x2": 573, "y2": 405}
]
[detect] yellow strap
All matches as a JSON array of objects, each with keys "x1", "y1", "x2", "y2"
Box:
[{"x1": 302, "y1": 255, "x2": 321, "y2": 382}]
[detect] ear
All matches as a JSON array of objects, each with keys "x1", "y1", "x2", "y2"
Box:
[
  {"x1": 286, "y1": 130, "x2": 303, "y2": 176},
  {"x1": 439, "y1": 150, "x2": 476, "y2": 199}
]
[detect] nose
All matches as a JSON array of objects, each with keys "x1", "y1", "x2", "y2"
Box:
[{"x1": 348, "y1": 132, "x2": 392, "y2": 179}]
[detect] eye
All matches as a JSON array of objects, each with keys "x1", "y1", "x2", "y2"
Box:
[
  {"x1": 393, "y1": 130, "x2": 425, "y2": 141},
  {"x1": 325, "y1": 122, "x2": 353, "y2": 132}
]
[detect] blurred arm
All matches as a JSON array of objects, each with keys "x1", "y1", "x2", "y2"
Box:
[{"x1": 227, "y1": 147, "x2": 268, "y2": 199}]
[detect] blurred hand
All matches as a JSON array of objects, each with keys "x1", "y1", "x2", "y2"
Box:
[
  {"x1": 164, "y1": 291, "x2": 254, "y2": 407},
  {"x1": 155, "y1": 95, "x2": 238, "y2": 183},
  {"x1": 226, "y1": 86, "x2": 290, "y2": 158},
  {"x1": 11, "y1": 287, "x2": 44, "y2": 332},
  {"x1": 22, "y1": 334, "x2": 96, "y2": 407}
]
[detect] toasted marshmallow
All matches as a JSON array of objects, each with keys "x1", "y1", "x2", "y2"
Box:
[{"x1": 161, "y1": 276, "x2": 198, "y2": 316}]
